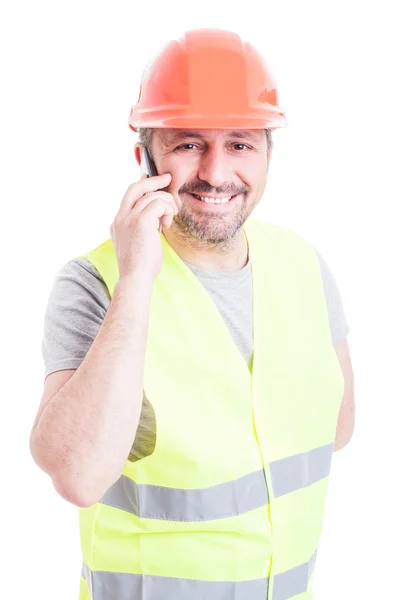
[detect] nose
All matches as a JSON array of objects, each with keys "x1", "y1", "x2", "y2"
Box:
[{"x1": 197, "y1": 146, "x2": 234, "y2": 190}]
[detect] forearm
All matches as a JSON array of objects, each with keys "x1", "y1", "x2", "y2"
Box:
[{"x1": 31, "y1": 273, "x2": 154, "y2": 506}]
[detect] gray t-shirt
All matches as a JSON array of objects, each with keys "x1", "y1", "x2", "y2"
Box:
[{"x1": 42, "y1": 246, "x2": 349, "y2": 462}]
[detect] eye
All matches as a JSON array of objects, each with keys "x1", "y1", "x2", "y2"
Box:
[
  {"x1": 233, "y1": 143, "x2": 250, "y2": 151},
  {"x1": 174, "y1": 143, "x2": 198, "y2": 151}
]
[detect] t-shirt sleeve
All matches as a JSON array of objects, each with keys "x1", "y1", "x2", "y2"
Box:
[
  {"x1": 313, "y1": 247, "x2": 350, "y2": 346},
  {"x1": 42, "y1": 257, "x2": 111, "y2": 378}
]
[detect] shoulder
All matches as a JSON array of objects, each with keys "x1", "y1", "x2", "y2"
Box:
[
  {"x1": 50, "y1": 256, "x2": 111, "y2": 310},
  {"x1": 56, "y1": 255, "x2": 108, "y2": 288},
  {"x1": 59, "y1": 255, "x2": 107, "y2": 280},
  {"x1": 78, "y1": 238, "x2": 119, "y2": 296}
]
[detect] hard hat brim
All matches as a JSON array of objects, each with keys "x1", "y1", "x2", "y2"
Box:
[{"x1": 129, "y1": 110, "x2": 288, "y2": 132}]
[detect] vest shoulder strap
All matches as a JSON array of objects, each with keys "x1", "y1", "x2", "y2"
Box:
[{"x1": 77, "y1": 237, "x2": 118, "y2": 296}]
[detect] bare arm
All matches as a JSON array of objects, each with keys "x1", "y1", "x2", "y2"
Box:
[
  {"x1": 333, "y1": 339, "x2": 355, "y2": 451},
  {"x1": 30, "y1": 273, "x2": 154, "y2": 507},
  {"x1": 30, "y1": 173, "x2": 179, "y2": 507}
]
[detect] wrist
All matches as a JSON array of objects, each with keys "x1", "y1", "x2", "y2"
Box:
[{"x1": 116, "y1": 271, "x2": 155, "y2": 293}]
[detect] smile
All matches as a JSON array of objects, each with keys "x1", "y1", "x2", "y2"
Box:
[{"x1": 188, "y1": 193, "x2": 238, "y2": 204}]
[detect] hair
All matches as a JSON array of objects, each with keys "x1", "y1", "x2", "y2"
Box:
[{"x1": 138, "y1": 128, "x2": 273, "y2": 159}]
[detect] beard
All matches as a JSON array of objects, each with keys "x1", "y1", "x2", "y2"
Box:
[{"x1": 171, "y1": 192, "x2": 255, "y2": 247}]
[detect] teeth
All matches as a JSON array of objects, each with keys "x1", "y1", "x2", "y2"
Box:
[{"x1": 194, "y1": 194, "x2": 232, "y2": 204}]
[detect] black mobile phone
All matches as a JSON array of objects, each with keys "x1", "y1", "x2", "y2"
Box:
[
  {"x1": 140, "y1": 147, "x2": 158, "y2": 178},
  {"x1": 140, "y1": 147, "x2": 162, "y2": 233}
]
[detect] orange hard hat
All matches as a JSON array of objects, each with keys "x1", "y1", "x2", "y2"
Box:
[{"x1": 128, "y1": 29, "x2": 287, "y2": 131}]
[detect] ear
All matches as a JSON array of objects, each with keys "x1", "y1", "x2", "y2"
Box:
[{"x1": 134, "y1": 143, "x2": 144, "y2": 166}]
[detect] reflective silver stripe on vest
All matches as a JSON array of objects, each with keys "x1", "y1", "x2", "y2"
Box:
[
  {"x1": 81, "y1": 549, "x2": 318, "y2": 600},
  {"x1": 270, "y1": 443, "x2": 334, "y2": 498},
  {"x1": 101, "y1": 468, "x2": 269, "y2": 521},
  {"x1": 273, "y1": 549, "x2": 317, "y2": 600},
  {"x1": 100, "y1": 444, "x2": 333, "y2": 521}
]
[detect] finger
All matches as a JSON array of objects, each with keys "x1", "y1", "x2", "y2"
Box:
[
  {"x1": 119, "y1": 173, "x2": 172, "y2": 215},
  {"x1": 132, "y1": 190, "x2": 178, "y2": 215},
  {"x1": 139, "y1": 199, "x2": 176, "y2": 228},
  {"x1": 161, "y1": 213, "x2": 174, "y2": 229}
]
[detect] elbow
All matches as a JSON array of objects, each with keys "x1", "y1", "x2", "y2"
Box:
[
  {"x1": 52, "y1": 472, "x2": 100, "y2": 508},
  {"x1": 53, "y1": 464, "x2": 125, "y2": 508},
  {"x1": 333, "y1": 434, "x2": 352, "y2": 452},
  {"x1": 30, "y1": 434, "x2": 100, "y2": 508},
  {"x1": 333, "y1": 393, "x2": 356, "y2": 452},
  {"x1": 30, "y1": 431, "x2": 124, "y2": 508},
  {"x1": 29, "y1": 428, "x2": 58, "y2": 476},
  {"x1": 333, "y1": 421, "x2": 355, "y2": 452}
]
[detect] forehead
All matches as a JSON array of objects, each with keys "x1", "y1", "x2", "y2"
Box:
[{"x1": 159, "y1": 128, "x2": 265, "y2": 145}]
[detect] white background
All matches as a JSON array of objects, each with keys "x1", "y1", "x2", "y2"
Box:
[{"x1": 1, "y1": 1, "x2": 397, "y2": 598}]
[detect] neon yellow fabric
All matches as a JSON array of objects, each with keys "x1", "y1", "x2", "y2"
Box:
[
  {"x1": 79, "y1": 576, "x2": 90, "y2": 600},
  {"x1": 77, "y1": 216, "x2": 343, "y2": 598}
]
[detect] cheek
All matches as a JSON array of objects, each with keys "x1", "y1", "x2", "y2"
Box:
[
  {"x1": 247, "y1": 169, "x2": 267, "y2": 193},
  {"x1": 161, "y1": 162, "x2": 192, "y2": 192},
  {"x1": 172, "y1": 172, "x2": 197, "y2": 196},
  {"x1": 236, "y1": 160, "x2": 266, "y2": 186}
]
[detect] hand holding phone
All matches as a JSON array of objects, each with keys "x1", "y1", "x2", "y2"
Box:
[{"x1": 111, "y1": 172, "x2": 178, "y2": 280}]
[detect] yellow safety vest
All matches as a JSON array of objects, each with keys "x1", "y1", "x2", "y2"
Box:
[{"x1": 77, "y1": 216, "x2": 344, "y2": 600}]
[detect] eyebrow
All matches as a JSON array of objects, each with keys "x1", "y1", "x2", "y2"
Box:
[{"x1": 165, "y1": 130, "x2": 262, "y2": 144}]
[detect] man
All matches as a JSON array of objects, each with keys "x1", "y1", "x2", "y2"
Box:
[{"x1": 30, "y1": 29, "x2": 354, "y2": 600}]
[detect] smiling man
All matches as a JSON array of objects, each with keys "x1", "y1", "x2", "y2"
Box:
[{"x1": 30, "y1": 28, "x2": 354, "y2": 600}]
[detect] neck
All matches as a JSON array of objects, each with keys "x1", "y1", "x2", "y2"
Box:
[{"x1": 163, "y1": 226, "x2": 249, "y2": 272}]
